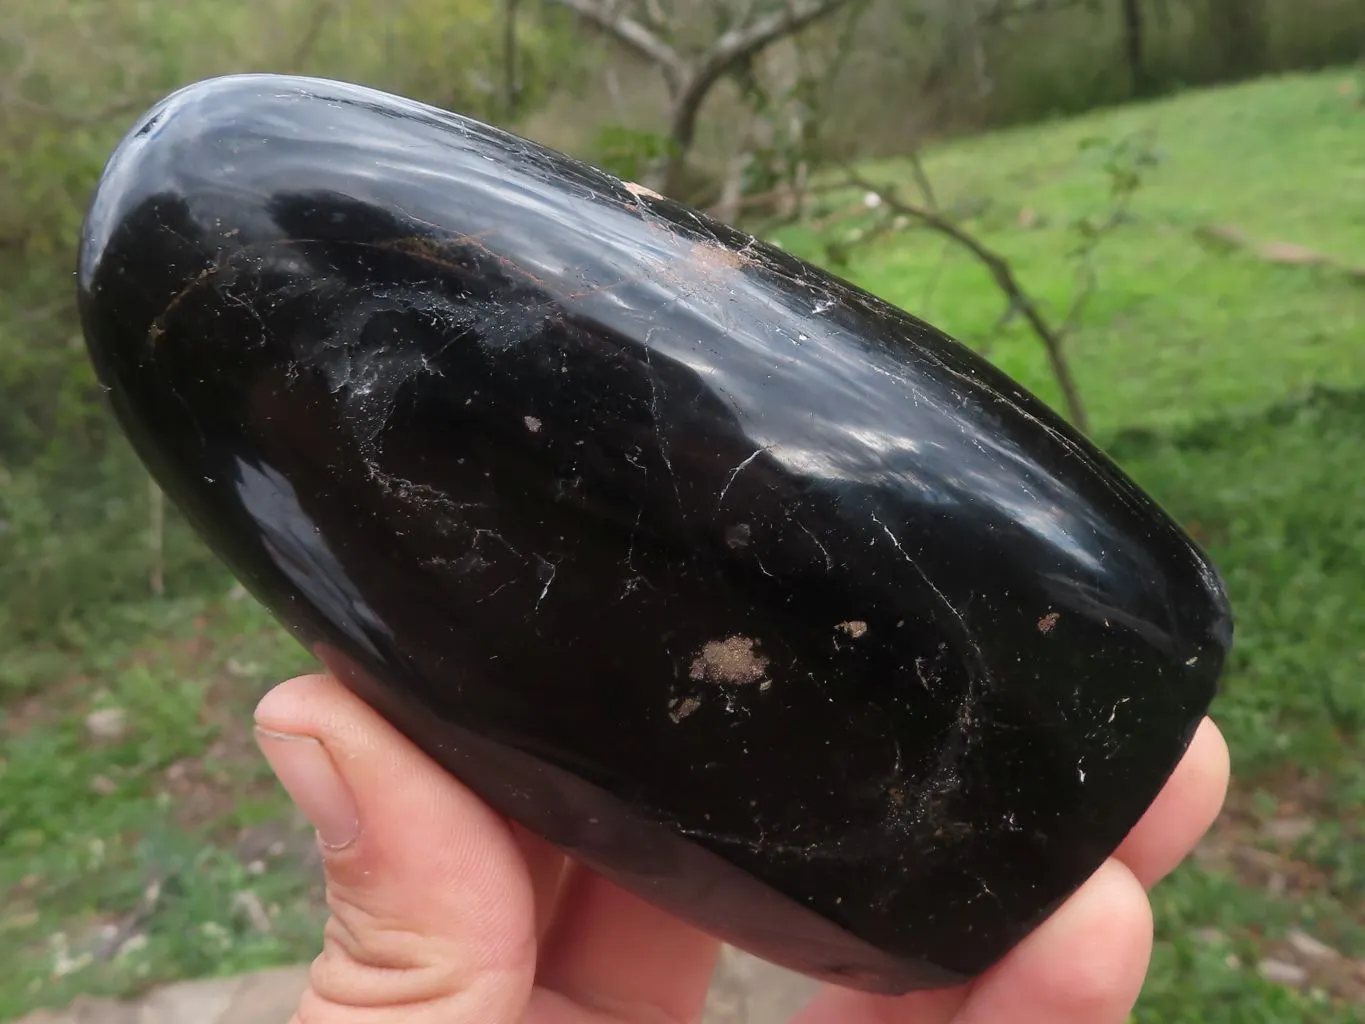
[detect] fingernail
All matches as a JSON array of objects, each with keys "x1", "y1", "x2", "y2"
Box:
[{"x1": 255, "y1": 728, "x2": 360, "y2": 849}]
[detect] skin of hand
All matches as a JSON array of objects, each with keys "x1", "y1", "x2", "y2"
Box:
[{"x1": 254, "y1": 672, "x2": 1229, "y2": 1024}]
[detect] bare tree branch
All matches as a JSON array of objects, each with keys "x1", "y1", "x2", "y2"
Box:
[
  {"x1": 286, "y1": 0, "x2": 334, "y2": 68},
  {"x1": 905, "y1": 150, "x2": 939, "y2": 210},
  {"x1": 1058, "y1": 194, "x2": 1134, "y2": 338},
  {"x1": 503, "y1": 0, "x2": 522, "y2": 119},
  {"x1": 975, "y1": 0, "x2": 1097, "y2": 26},
  {"x1": 704, "y1": 175, "x2": 848, "y2": 220},
  {"x1": 553, "y1": 0, "x2": 854, "y2": 195},
  {"x1": 640, "y1": 0, "x2": 670, "y2": 32},
  {"x1": 841, "y1": 164, "x2": 1090, "y2": 432},
  {"x1": 549, "y1": 0, "x2": 687, "y2": 88},
  {"x1": 673, "y1": 0, "x2": 852, "y2": 153}
]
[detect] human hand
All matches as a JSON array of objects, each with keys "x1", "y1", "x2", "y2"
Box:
[{"x1": 254, "y1": 673, "x2": 1228, "y2": 1023}]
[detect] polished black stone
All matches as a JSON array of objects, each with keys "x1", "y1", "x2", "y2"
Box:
[{"x1": 77, "y1": 74, "x2": 1233, "y2": 993}]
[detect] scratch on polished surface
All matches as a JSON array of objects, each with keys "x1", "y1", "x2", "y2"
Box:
[{"x1": 717, "y1": 445, "x2": 773, "y2": 510}]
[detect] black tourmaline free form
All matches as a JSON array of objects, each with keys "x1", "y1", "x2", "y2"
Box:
[{"x1": 77, "y1": 74, "x2": 1233, "y2": 993}]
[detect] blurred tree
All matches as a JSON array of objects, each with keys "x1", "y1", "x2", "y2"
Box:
[
  {"x1": 1120, "y1": 0, "x2": 1148, "y2": 93},
  {"x1": 503, "y1": 0, "x2": 522, "y2": 118},
  {"x1": 549, "y1": 0, "x2": 857, "y2": 196},
  {"x1": 1201, "y1": 0, "x2": 1268, "y2": 79}
]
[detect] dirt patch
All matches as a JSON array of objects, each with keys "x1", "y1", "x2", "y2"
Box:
[
  {"x1": 1037, "y1": 611, "x2": 1060, "y2": 634},
  {"x1": 1191, "y1": 223, "x2": 1365, "y2": 283},
  {"x1": 170, "y1": 662, "x2": 292, "y2": 838},
  {"x1": 1258, "y1": 932, "x2": 1365, "y2": 1003},
  {"x1": 836, "y1": 620, "x2": 868, "y2": 639},
  {"x1": 4, "y1": 674, "x2": 93, "y2": 737},
  {"x1": 1193, "y1": 769, "x2": 1365, "y2": 1005},
  {"x1": 1195, "y1": 772, "x2": 1342, "y2": 903},
  {"x1": 4, "y1": 628, "x2": 215, "y2": 739}
]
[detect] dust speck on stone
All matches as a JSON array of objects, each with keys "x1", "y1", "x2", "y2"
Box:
[
  {"x1": 1037, "y1": 611, "x2": 1060, "y2": 634},
  {"x1": 524, "y1": 415, "x2": 542, "y2": 433},
  {"x1": 836, "y1": 620, "x2": 868, "y2": 639},
  {"x1": 690, "y1": 635, "x2": 768, "y2": 686},
  {"x1": 690, "y1": 240, "x2": 746, "y2": 273},
  {"x1": 668, "y1": 696, "x2": 702, "y2": 723},
  {"x1": 624, "y1": 181, "x2": 663, "y2": 201}
]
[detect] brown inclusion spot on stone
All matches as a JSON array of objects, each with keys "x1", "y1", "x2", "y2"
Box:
[
  {"x1": 690, "y1": 241, "x2": 745, "y2": 273},
  {"x1": 690, "y1": 636, "x2": 768, "y2": 686}
]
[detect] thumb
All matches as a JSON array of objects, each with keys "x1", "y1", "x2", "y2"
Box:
[{"x1": 254, "y1": 673, "x2": 539, "y2": 1023}]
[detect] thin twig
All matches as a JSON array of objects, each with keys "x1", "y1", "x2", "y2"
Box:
[
  {"x1": 286, "y1": 0, "x2": 334, "y2": 67},
  {"x1": 670, "y1": 0, "x2": 852, "y2": 153},
  {"x1": 148, "y1": 474, "x2": 165, "y2": 597},
  {"x1": 905, "y1": 150, "x2": 939, "y2": 210},
  {"x1": 548, "y1": 0, "x2": 688, "y2": 88},
  {"x1": 1059, "y1": 202, "x2": 1129, "y2": 338},
  {"x1": 551, "y1": 0, "x2": 854, "y2": 192},
  {"x1": 1058, "y1": 136, "x2": 1151, "y2": 335},
  {"x1": 841, "y1": 164, "x2": 1090, "y2": 432},
  {"x1": 94, "y1": 870, "x2": 173, "y2": 962},
  {"x1": 921, "y1": 236, "x2": 957, "y2": 323},
  {"x1": 703, "y1": 175, "x2": 849, "y2": 218}
]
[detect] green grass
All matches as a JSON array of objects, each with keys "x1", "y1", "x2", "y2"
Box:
[
  {"x1": 0, "y1": 598, "x2": 317, "y2": 1019},
  {"x1": 1114, "y1": 393, "x2": 1365, "y2": 774},
  {"x1": 1116, "y1": 394, "x2": 1365, "y2": 1021},
  {"x1": 781, "y1": 72, "x2": 1365, "y2": 437},
  {"x1": 4, "y1": 69, "x2": 1364, "y2": 1021}
]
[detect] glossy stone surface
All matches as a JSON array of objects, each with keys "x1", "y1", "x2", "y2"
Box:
[{"x1": 78, "y1": 74, "x2": 1233, "y2": 993}]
